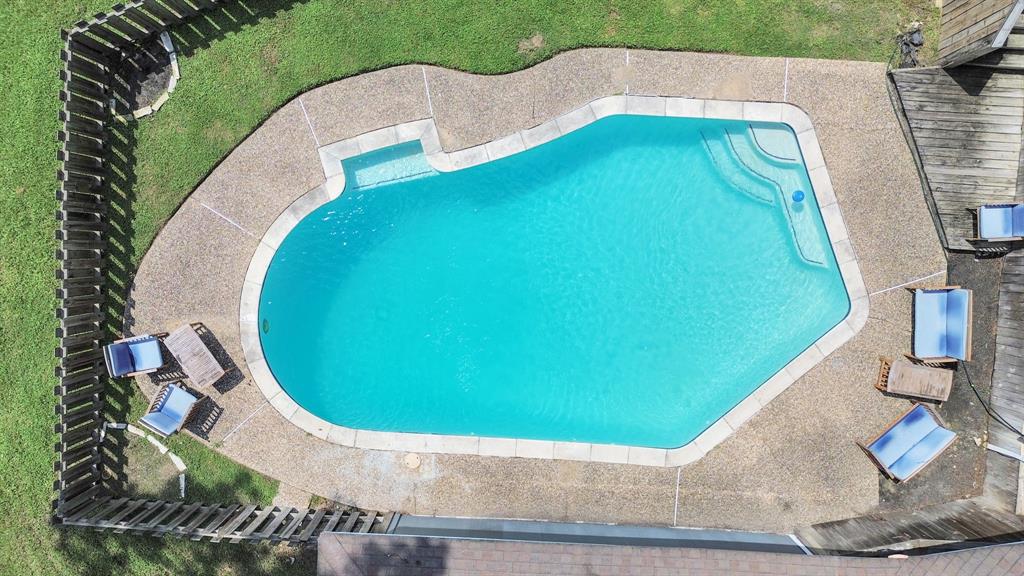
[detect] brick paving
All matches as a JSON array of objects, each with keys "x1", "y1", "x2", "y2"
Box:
[{"x1": 317, "y1": 534, "x2": 1024, "y2": 576}]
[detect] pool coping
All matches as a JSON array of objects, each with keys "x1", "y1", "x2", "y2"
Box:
[{"x1": 238, "y1": 95, "x2": 868, "y2": 468}]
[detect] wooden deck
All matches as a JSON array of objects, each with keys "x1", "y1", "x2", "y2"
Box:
[
  {"x1": 990, "y1": 250, "x2": 1024, "y2": 513},
  {"x1": 891, "y1": 64, "x2": 1024, "y2": 250},
  {"x1": 795, "y1": 499, "x2": 1024, "y2": 554},
  {"x1": 939, "y1": 0, "x2": 1022, "y2": 67}
]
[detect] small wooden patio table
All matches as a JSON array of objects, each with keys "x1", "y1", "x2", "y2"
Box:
[
  {"x1": 875, "y1": 356, "x2": 954, "y2": 403},
  {"x1": 164, "y1": 324, "x2": 226, "y2": 388}
]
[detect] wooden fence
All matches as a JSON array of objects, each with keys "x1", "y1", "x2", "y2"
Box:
[
  {"x1": 52, "y1": 0, "x2": 392, "y2": 543},
  {"x1": 51, "y1": 0, "x2": 1024, "y2": 553}
]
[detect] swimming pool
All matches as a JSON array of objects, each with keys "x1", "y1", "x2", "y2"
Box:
[{"x1": 257, "y1": 113, "x2": 850, "y2": 450}]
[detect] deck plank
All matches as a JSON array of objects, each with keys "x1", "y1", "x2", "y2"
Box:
[{"x1": 892, "y1": 66, "x2": 1024, "y2": 250}]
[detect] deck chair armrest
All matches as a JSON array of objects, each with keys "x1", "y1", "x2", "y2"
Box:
[
  {"x1": 125, "y1": 367, "x2": 161, "y2": 378},
  {"x1": 178, "y1": 398, "x2": 202, "y2": 433},
  {"x1": 874, "y1": 356, "x2": 892, "y2": 393},
  {"x1": 855, "y1": 441, "x2": 897, "y2": 482},
  {"x1": 904, "y1": 285, "x2": 960, "y2": 292},
  {"x1": 917, "y1": 402, "x2": 949, "y2": 428},
  {"x1": 146, "y1": 383, "x2": 173, "y2": 413},
  {"x1": 904, "y1": 353, "x2": 957, "y2": 366}
]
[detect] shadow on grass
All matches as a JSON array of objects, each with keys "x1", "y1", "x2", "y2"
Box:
[
  {"x1": 82, "y1": 0, "x2": 311, "y2": 540},
  {"x1": 180, "y1": 461, "x2": 277, "y2": 505},
  {"x1": 56, "y1": 528, "x2": 316, "y2": 576},
  {"x1": 95, "y1": 0, "x2": 316, "y2": 484},
  {"x1": 170, "y1": 0, "x2": 307, "y2": 58}
]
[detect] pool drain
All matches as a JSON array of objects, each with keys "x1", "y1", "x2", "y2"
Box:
[{"x1": 404, "y1": 453, "x2": 421, "y2": 470}]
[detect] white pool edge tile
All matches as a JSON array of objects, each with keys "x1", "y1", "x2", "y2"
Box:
[{"x1": 244, "y1": 96, "x2": 867, "y2": 467}]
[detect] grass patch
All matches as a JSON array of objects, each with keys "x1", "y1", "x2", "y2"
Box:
[{"x1": 2, "y1": 0, "x2": 937, "y2": 573}]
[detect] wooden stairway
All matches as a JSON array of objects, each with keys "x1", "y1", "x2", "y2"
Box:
[{"x1": 971, "y1": 25, "x2": 1024, "y2": 69}]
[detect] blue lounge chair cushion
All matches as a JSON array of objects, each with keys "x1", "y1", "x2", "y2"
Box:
[
  {"x1": 106, "y1": 343, "x2": 135, "y2": 377},
  {"x1": 142, "y1": 384, "x2": 198, "y2": 436},
  {"x1": 887, "y1": 426, "x2": 956, "y2": 481},
  {"x1": 913, "y1": 289, "x2": 970, "y2": 360},
  {"x1": 1014, "y1": 205, "x2": 1024, "y2": 236},
  {"x1": 943, "y1": 290, "x2": 970, "y2": 361},
  {"x1": 127, "y1": 337, "x2": 163, "y2": 372},
  {"x1": 979, "y1": 205, "x2": 1014, "y2": 238},
  {"x1": 160, "y1": 384, "x2": 198, "y2": 422},
  {"x1": 866, "y1": 404, "x2": 939, "y2": 468},
  {"x1": 140, "y1": 411, "x2": 180, "y2": 436}
]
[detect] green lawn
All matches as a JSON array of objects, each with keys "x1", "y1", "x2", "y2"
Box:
[{"x1": 1, "y1": 0, "x2": 937, "y2": 573}]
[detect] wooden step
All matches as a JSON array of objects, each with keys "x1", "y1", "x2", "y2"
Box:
[
  {"x1": 969, "y1": 50, "x2": 1024, "y2": 70},
  {"x1": 1005, "y1": 32, "x2": 1024, "y2": 50}
]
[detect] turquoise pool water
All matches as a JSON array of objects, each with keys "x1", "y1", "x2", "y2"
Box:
[{"x1": 258, "y1": 115, "x2": 849, "y2": 449}]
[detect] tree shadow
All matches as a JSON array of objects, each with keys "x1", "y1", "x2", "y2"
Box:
[
  {"x1": 56, "y1": 523, "x2": 317, "y2": 576},
  {"x1": 184, "y1": 463, "x2": 274, "y2": 505}
]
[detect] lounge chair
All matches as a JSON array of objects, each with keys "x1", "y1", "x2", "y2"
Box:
[
  {"x1": 909, "y1": 286, "x2": 972, "y2": 363},
  {"x1": 165, "y1": 324, "x2": 226, "y2": 388},
  {"x1": 972, "y1": 203, "x2": 1024, "y2": 241},
  {"x1": 875, "y1": 356, "x2": 954, "y2": 403},
  {"x1": 857, "y1": 403, "x2": 956, "y2": 483},
  {"x1": 103, "y1": 334, "x2": 165, "y2": 378},
  {"x1": 138, "y1": 382, "x2": 200, "y2": 437}
]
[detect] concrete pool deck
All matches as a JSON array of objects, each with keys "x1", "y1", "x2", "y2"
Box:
[
  {"x1": 128, "y1": 49, "x2": 947, "y2": 532},
  {"x1": 242, "y1": 96, "x2": 866, "y2": 468}
]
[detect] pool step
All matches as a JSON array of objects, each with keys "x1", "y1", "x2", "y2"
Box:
[
  {"x1": 719, "y1": 127, "x2": 829, "y2": 267},
  {"x1": 343, "y1": 141, "x2": 438, "y2": 191},
  {"x1": 701, "y1": 131, "x2": 777, "y2": 205}
]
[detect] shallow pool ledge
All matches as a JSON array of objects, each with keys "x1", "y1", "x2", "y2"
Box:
[{"x1": 239, "y1": 95, "x2": 868, "y2": 467}]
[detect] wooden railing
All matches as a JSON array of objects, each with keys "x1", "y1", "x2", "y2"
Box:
[
  {"x1": 52, "y1": 0, "x2": 392, "y2": 543},
  {"x1": 937, "y1": 0, "x2": 1023, "y2": 67}
]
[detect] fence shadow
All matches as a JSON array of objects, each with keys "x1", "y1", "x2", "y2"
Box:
[
  {"x1": 56, "y1": 525, "x2": 316, "y2": 576},
  {"x1": 169, "y1": 0, "x2": 307, "y2": 58},
  {"x1": 96, "y1": 0, "x2": 312, "y2": 497}
]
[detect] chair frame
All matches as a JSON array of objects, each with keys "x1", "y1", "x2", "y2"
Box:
[
  {"x1": 905, "y1": 285, "x2": 973, "y2": 364},
  {"x1": 966, "y1": 204, "x2": 1024, "y2": 243},
  {"x1": 137, "y1": 381, "x2": 203, "y2": 438},
  {"x1": 103, "y1": 332, "x2": 168, "y2": 378},
  {"x1": 874, "y1": 356, "x2": 954, "y2": 403},
  {"x1": 856, "y1": 402, "x2": 955, "y2": 483},
  {"x1": 874, "y1": 356, "x2": 894, "y2": 393}
]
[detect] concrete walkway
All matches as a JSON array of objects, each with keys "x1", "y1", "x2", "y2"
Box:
[{"x1": 129, "y1": 49, "x2": 946, "y2": 532}]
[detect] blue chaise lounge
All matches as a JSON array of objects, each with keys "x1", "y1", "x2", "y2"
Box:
[
  {"x1": 910, "y1": 286, "x2": 972, "y2": 363},
  {"x1": 975, "y1": 203, "x2": 1024, "y2": 241},
  {"x1": 103, "y1": 334, "x2": 165, "y2": 378},
  {"x1": 139, "y1": 382, "x2": 200, "y2": 437},
  {"x1": 858, "y1": 403, "x2": 956, "y2": 482}
]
